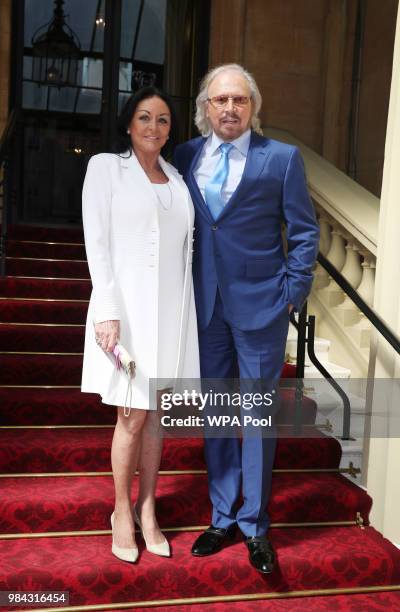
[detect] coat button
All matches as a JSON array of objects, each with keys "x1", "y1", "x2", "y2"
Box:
[{"x1": 212, "y1": 225, "x2": 218, "y2": 230}]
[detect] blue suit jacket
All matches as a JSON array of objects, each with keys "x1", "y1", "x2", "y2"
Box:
[{"x1": 174, "y1": 132, "x2": 320, "y2": 331}]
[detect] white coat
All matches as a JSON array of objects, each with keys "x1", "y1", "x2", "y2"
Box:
[{"x1": 81, "y1": 151, "x2": 200, "y2": 409}]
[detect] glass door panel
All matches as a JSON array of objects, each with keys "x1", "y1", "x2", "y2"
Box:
[
  {"x1": 23, "y1": 0, "x2": 105, "y2": 114},
  {"x1": 118, "y1": 0, "x2": 167, "y2": 113},
  {"x1": 20, "y1": 0, "x2": 105, "y2": 223},
  {"x1": 13, "y1": 0, "x2": 209, "y2": 226}
]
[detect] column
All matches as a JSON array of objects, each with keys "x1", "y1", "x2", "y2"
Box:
[{"x1": 364, "y1": 5, "x2": 400, "y2": 545}]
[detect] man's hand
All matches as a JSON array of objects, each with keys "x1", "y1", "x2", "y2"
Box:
[
  {"x1": 288, "y1": 304, "x2": 294, "y2": 314},
  {"x1": 94, "y1": 320, "x2": 120, "y2": 352}
]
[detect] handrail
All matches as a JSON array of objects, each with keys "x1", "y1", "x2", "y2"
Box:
[
  {"x1": 287, "y1": 305, "x2": 308, "y2": 435},
  {"x1": 318, "y1": 253, "x2": 400, "y2": 355},
  {"x1": 291, "y1": 253, "x2": 400, "y2": 440},
  {"x1": 307, "y1": 314, "x2": 352, "y2": 440},
  {"x1": 290, "y1": 302, "x2": 352, "y2": 439}
]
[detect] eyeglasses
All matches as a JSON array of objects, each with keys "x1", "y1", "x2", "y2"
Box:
[{"x1": 207, "y1": 95, "x2": 251, "y2": 110}]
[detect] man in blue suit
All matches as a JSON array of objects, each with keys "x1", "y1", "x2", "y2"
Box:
[{"x1": 174, "y1": 64, "x2": 319, "y2": 573}]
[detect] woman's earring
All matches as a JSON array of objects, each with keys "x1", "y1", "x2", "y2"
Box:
[{"x1": 126, "y1": 129, "x2": 130, "y2": 134}]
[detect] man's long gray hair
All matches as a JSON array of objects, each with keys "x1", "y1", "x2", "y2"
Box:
[{"x1": 195, "y1": 63, "x2": 263, "y2": 137}]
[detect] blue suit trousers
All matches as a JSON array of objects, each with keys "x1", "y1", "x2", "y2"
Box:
[{"x1": 199, "y1": 291, "x2": 289, "y2": 537}]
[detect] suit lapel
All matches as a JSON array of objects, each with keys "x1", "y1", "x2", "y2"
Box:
[
  {"x1": 184, "y1": 132, "x2": 271, "y2": 223},
  {"x1": 218, "y1": 132, "x2": 271, "y2": 222}
]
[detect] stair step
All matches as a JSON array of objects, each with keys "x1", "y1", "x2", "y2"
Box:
[
  {"x1": 0, "y1": 299, "x2": 88, "y2": 324},
  {"x1": 6, "y1": 239, "x2": 87, "y2": 260},
  {"x1": 0, "y1": 427, "x2": 342, "y2": 473},
  {"x1": 0, "y1": 348, "x2": 317, "y2": 423},
  {"x1": 0, "y1": 472, "x2": 372, "y2": 534},
  {"x1": 0, "y1": 276, "x2": 91, "y2": 300},
  {"x1": 339, "y1": 438, "x2": 364, "y2": 476},
  {"x1": 0, "y1": 389, "x2": 111, "y2": 425},
  {"x1": 305, "y1": 361, "x2": 351, "y2": 379},
  {"x1": 0, "y1": 429, "x2": 204, "y2": 473},
  {"x1": 6, "y1": 224, "x2": 84, "y2": 242},
  {"x1": 0, "y1": 323, "x2": 85, "y2": 352},
  {"x1": 0, "y1": 527, "x2": 398, "y2": 607},
  {"x1": 286, "y1": 327, "x2": 351, "y2": 378},
  {"x1": 6, "y1": 257, "x2": 90, "y2": 279},
  {"x1": 287, "y1": 331, "x2": 331, "y2": 363},
  {"x1": 0, "y1": 354, "x2": 83, "y2": 385},
  {"x1": 0, "y1": 355, "x2": 306, "y2": 387},
  {"x1": 306, "y1": 385, "x2": 364, "y2": 438},
  {"x1": 0, "y1": 388, "x2": 318, "y2": 428}
]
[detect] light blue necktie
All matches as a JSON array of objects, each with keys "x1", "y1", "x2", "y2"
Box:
[{"x1": 205, "y1": 143, "x2": 234, "y2": 220}]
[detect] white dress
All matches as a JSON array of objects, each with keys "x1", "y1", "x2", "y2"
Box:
[
  {"x1": 81, "y1": 153, "x2": 200, "y2": 410},
  {"x1": 152, "y1": 181, "x2": 187, "y2": 384}
]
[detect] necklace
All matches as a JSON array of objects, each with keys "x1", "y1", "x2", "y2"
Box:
[{"x1": 152, "y1": 181, "x2": 172, "y2": 211}]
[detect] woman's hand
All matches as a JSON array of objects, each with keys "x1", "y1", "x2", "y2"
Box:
[{"x1": 94, "y1": 320, "x2": 120, "y2": 352}]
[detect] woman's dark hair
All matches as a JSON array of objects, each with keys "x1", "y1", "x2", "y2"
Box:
[{"x1": 114, "y1": 87, "x2": 177, "y2": 159}]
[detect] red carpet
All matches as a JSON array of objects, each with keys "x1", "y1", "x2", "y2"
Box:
[
  {"x1": 1, "y1": 224, "x2": 399, "y2": 611},
  {"x1": 151, "y1": 591, "x2": 400, "y2": 610},
  {"x1": 0, "y1": 428, "x2": 342, "y2": 472},
  {"x1": 1, "y1": 528, "x2": 400, "y2": 605},
  {"x1": 0, "y1": 472, "x2": 372, "y2": 533}
]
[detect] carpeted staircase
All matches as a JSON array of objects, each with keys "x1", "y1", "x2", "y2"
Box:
[{"x1": 1, "y1": 225, "x2": 400, "y2": 611}]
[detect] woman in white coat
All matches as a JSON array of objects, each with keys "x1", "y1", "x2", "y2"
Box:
[{"x1": 81, "y1": 87, "x2": 200, "y2": 563}]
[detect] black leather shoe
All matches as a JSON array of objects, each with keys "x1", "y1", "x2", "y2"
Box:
[
  {"x1": 191, "y1": 524, "x2": 237, "y2": 556},
  {"x1": 245, "y1": 536, "x2": 275, "y2": 574}
]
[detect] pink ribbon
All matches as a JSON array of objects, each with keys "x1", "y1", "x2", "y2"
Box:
[{"x1": 113, "y1": 345, "x2": 122, "y2": 370}]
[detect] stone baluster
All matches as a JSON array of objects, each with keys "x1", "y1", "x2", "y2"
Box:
[
  {"x1": 335, "y1": 242, "x2": 363, "y2": 325},
  {"x1": 312, "y1": 214, "x2": 331, "y2": 290},
  {"x1": 326, "y1": 227, "x2": 346, "y2": 269},
  {"x1": 351, "y1": 255, "x2": 376, "y2": 348},
  {"x1": 318, "y1": 225, "x2": 346, "y2": 306},
  {"x1": 341, "y1": 243, "x2": 363, "y2": 288},
  {"x1": 319, "y1": 215, "x2": 332, "y2": 255},
  {"x1": 357, "y1": 255, "x2": 376, "y2": 306}
]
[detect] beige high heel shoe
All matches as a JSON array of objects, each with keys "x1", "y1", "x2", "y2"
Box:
[
  {"x1": 133, "y1": 506, "x2": 170, "y2": 557},
  {"x1": 110, "y1": 512, "x2": 138, "y2": 563}
]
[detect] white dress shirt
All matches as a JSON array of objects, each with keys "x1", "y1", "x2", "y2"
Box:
[{"x1": 194, "y1": 129, "x2": 251, "y2": 204}]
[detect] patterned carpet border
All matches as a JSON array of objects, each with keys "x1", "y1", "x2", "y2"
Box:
[{"x1": 10, "y1": 585, "x2": 400, "y2": 612}]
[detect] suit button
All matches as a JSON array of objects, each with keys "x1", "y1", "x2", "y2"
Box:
[{"x1": 212, "y1": 225, "x2": 218, "y2": 231}]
